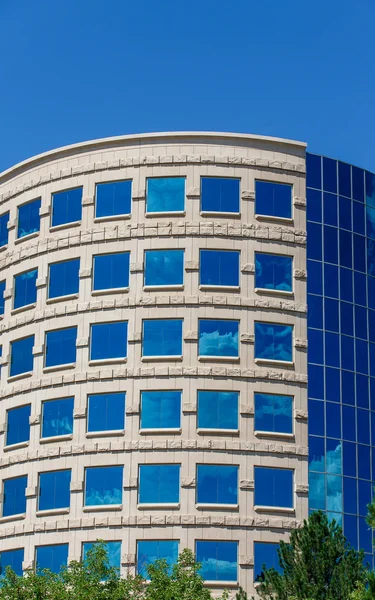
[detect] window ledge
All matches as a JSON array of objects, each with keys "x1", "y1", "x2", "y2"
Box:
[
  {"x1": 255, "y1": 214, "x2": 293, "y2": 224},
  {"x1": 198, "y1": 356, "x2": 240, "y2": 363},
  {"x1": 86, "y1": 430, "x2": 125, "y2": 438},
  {"x1": 254, "y1": 358, "x2": 294, "y2": 367},
  {"x1": 46, "y1": 293, "x2": 79, "y2": 304},
  {"x1": 254, "y1": 505, "x2": 295, "y2": 514},
  {"x1": 197, "y1": 428, "x2": 239, "y2": 435},
  {"x1": 91, "y1": 288, "x2": 129, "y2": 296},
  {"x1": 139, "y1": 428, "x2": 182, "y2": 435},
  {"x1": 199, "y1": 285, "x2": 240, "y2": 292},
  {"x1": 145, "y1": 211, "x2": 186, "y2": 218},
  {"x1": 88, "y1": 358, "x2": 127, "y2": 366},
  {"x1": 4, "y1": 441, "x2": 30, "y2": 452},
  {"x1": 254, "y1": 288, "x2": 293, "y2": 297},
  {"x1": 83, "y1": 504, "x2": 123, "y2": 512},
  {"x1": 196, "y1": 503, "x2": 239, "y2": 511},
  {"x1": 141, "y1": 355, "x2": 183, "y2": 362},
  {"x1": 137, "y1": 503, "x2": 180, "y2": 510},
  {"x1": 200, "y1": 211, "x2": 241, "y2": 218},
  {"x1": 203, "y1": 581, "x2": 238, "y2": 588},
  {"x1": 50, "y1": 221, "x2": 82, "y2": 232},
  {"x1": 14, "y1": 231, "x2": 39, "y2": 244},
  {"x1": 40, "y1": 434, "x2": 73, "y2": 444},
  {"x1": 0, "y1": 513, "x2": 26, "y2": 524},
  {"x1": 143, "y1": 285, "x2": 184, "y2": 291},
  {"x1": 94, "y1": 214, "x2": 131, "y2": 223},
  {"x1": 36, "y1": 508, "x2": 70, "y2": 517},
  {"x1": 254, "y1": 430, "x2": 294, "y2": 440},
  {"x1": 0, "y1": 244, "x2": 8, "y2": 252},
  {"x1": 43, "y1": 363, "x2": 76, "y2": 373},
  {"x1": 7, "y1": 371, "x2": 33, "y2": 383},
  {"x1": 11, "y1": 303, "x2": 36, "y2": 315}
]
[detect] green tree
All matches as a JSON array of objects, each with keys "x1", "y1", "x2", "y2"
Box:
[{"x1": 255, "y1": 511, "x2": 367, "y2": 600}]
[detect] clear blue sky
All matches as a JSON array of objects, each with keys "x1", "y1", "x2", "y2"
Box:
[{"x1": 1, "y1": 0, "x2": 374, "y2": 173}]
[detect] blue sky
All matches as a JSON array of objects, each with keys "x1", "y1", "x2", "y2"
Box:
[{"x1": 0, "y1": 0, "x2": 374, "y2": 172}]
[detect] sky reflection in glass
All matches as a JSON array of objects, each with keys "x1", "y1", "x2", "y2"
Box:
[
  {"x1": 10, "y1": 336, "x2": 34, "y2": 377},
  {"x1": 142, "y1": 319, "x2": 183, "y2": 357},
  {"x1": 197, "y1": 391, "x2": 238, "y2": 430},
  {"x1": 200, "y1": 250, "x2": 239, "y2": 287},
  {"x1": 42, "y1": 397, "x2": 74, "y2": 438},
  {"x1": 198, "y1": 319, "x2": 239, "y2": 357},
  {"x1": 196, "y1": 541, "x2": 237, "y2": 582},
  {"x1": 93, "y1": 253, "x2": 130, "y2": 290},
  {"x1": 144, "y1": 250, "x2": 184, "y2": 286},
  {"x1": 196, "y1": 465, "x2": 238, "y2": 505},
  {"x1": 17, "y1": 198, "x2": 41, "y2": 239},
  {"x1": 38, "y1": 470, "x2": 71, "y2": 511},
  {"x1": 90, "y1": 322, "x2": 128, "y2": 361},
  {"x1": 137, "y1": 541, "x2": 178, "y2": 578},
  {"x1": 0, "y1": 280, "x2": 5, "y2": 315},
  {"x1": 85, "y1": 466, "x2": 123, "y2": 506},
  {"x1": 96, "y1": 180, "x2": 131, "y2": 218},
  {"x1": 0, "y1": 212, "x2": 9, "y2": 247},
  {"x1": 83, "y1": 541, "x2": 121, "y2": 570},
  {"x1": 255, "y1": 322, "x2": 293, "y2": 362},
  {"x1": 3, "y1": 476, "x2": 27, "y2": 517},
  {"x1": 254, "y1": 542, "x2": 281, "y2": 582},
  {"x1": 255, "y1": 181, "x2": 292, "y2": 219},
  {"x1": 14, "y1": 269, "x2": 37, "y2": 309},
  {"x1": 48, "y1": 259, "x2": 80, "y2": 299},
  {"x1": 45, "y1": 327, "x2": 77, "y2": 367},
  {"x1": 254, "y1": 393, "x2": 292, "y2": 434},
  {"x1": 51, "y1": 187, "x2": 82, "y2": 227},
  {"x1": 138, "y1": 464, "x2": 180, "y2": 504},
  {"x1": 146, "y1": 178, "x2": 185, "y2": 213},
  {"x1": 255, "y1": 253, "x2": 292, "y2": 291},
  {"x1": 6, "y1": 404, "x2": 31, "y2": 446},
  {"x1": 87, "y1": 393, "x2": 125, "y2": 432},
  {"x1": 140, "y1": 391, "x2": 181, "y2": 430},
  {"x1": 254, "y1": 467, "x2": 293, "y2": 508},
  {"x1": 201, "y1": 177, "x2": 240, "y2": 213},
  {"x1": 36, "y1": 544, "x2": 68, "y2": 574}
]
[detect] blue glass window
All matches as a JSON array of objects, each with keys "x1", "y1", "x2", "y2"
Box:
[
  {"x1": 0, "y1": 212, "x2": 9, "y2": 247},
  {"x1": 254, "y1": 542, "x2": 281, "y2": 582},
  {"x1": 36, "y1": 544, "x2": 68, "y2": 574},
  {"x1": 324, "y1": 225, "x2": 338, "y2": 264},
  {"x1": 138, "y1": 464, "x2": 180, "y2": 504},
  {"x1": 353, "y1": 202, "x2": 365, "y2": 235},
  {"x1": 146, "y1": 177, "x2": 185, "y2": 213},
  {"x1": 90, "y1": 322, "x2": 128, "y2": 361},
  {"x1": 339, "y1": 230, "x2": 352, "y2": 269},
  {"x1": 255, "y1": 181, "x2": 292, "y2": 219},
  {"x1": 137, "y1": 540, "x2": 178, "y2": 578},
  {"x1": 41, "y1": 397, "x2": 74, "y2": 439},
  {"x1": 45, "y1": 327, "x2": 77, "y2": 368},
  {"x1": 306, "y1": 154, "x2": 322, "y2": 189},
  {"x1": 307, "y1": 224, "x2": 322, "y2": 261},
  {"x1": 87, "y1": 393, "x2": 125, "y2": 432},
  {"x1": 309, "y1": 435, "x2": 325, "y2": 471},
  {"x1": 3, "y1": 476, "x2": 27, "y2": 516},
  {"x1": 338, "y1": 162, "x2": 351, "y2": 198},
  {"x1": 200, "y1": 250, "x2": 239, "y2": 287},
  {"x1": 142, "y1": 319, "x2": 183, "y2": 357},
  {"x1": 38, "y1": 470, "x2": 71, "y2": 511},
  {"x1": 14, "y1": 269, "x2": 37, "y2": 309},
  {"x1": 323, "y1": 157, "x2": 337, "y2": 193},
  {"x1": 83, "y1": 541, "x2": 121, "y2": 570},
  {"x1": 308, "y1": 399, "x2": 324, "y2": 436},
  {"x1": 196, "y1": 541, "x2": 238, "y2": 582},
  {"x1": 339, "y1": 196, "x2": 352, "y2": 230},
  {"x1": 366, "y1": 171, "x2": 375, "y2": 208},
  {"x1": 254, "y1": 322, "x2": 293, "y2": 362},
  {"x1": 51, "y1": 187, "x2": 82, "y2": 227},
  {"x1": 352, "y1": 166, "x2": 364, "y2": 202},
  {"x1": 254, "y1": 393, "x2": 293, "y2": 434},
  {"x1": 325, "y1": 263, "x2": 339, "y2": 300},
  {"x1": 96, "y1": 180, "x2": 132, "y2": 218},
  {"x1": 198, "y1": 319, "x2": 239, "y2": 358},
  {"x1": 308, "y1": 295, "x2": 323, "y2": 329},
  {"x1": 6, "y1": 405, "x2": 31, "y2": 446},
  {"x1": 197, "y1": 390, "x2": 238, "y2": 430},
  {"x1": 309, "y1": 472, "x2": 325, "y2": 510},
  {"x1": 93, "y1": 253, "x2": 130, "y2": 291},
  {"x1": 255, "y1": 253, "x2": 292, "y2": 292},
  {"x1": 48, "y1": 259, "x2": 80, "y2": 299},
  {"x1": 201, "y1": 177, "x2": 240, "y2": 214},
  {"x1": 196, "y1": 465, "x2": 238, "y2": 505},
  {"x1": 307, "y1": 260, "x2": 322, "y2": 294},
  {"x1": 308, "y1": 364, "x2": 324, "y2": 399},
  {"x1": 0, "y1": 280, "x2": 5, "y2": 316},
  {"x1": 144, "y1": 250, "x2": 184, "y2": 287},
  {"x1": 140, "y1": 391, "x2": 181, "y2": 430},
  {"x1": 0, "y1": 548, "x2": 24, "y2": 577},
  {"x1": 85, "y1": 466, "x2": 123, "y2": 506},
  {"x1": 324, "y1": 192, "x2": 338, "y2": 226},
  {"x1": 307, "y1": 188, "x2": 322, "y2": 223},
  {"x1": 17, "y1": 198, "x2": 41, "y2": 239},
  {"x1": 254, "y1": 467, "x2": 293, "y2": 508},
  {"x1": 10, "y1": 335, "x2": 34, "y2": 377}
]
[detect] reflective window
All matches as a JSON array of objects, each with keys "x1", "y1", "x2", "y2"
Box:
[
  {"x1": 146, "y1": 177, "x2": 185, "y2": 213},
  {"x1": 90, "y1": 322, "x2": 128, "y2": 361},
  {"x1": 198, "y1": 319, "x2": 239, "y2": 358},
  {"x1": 36, "y1": 544, "x2": 68, "y2": 574},
  {"x1": 41, "y1": 397, "x2": 74, "y2": 439},
  {"x1": 255, "y1": 180, "x2": 292, "y2": 219},
  {"x1": 0, "y1": 548, "x2": 24, "y2": 577},
  {"x1": 324, "y1": 192, "x2": 337, "y2": 226},
  {"x1": 306, "y1": 154, "x2": 322, "y2": 190},
  {"x1": 137, "y1": 540, "x2": 178, "y2": 578},
  {"x1": 352, "y1": 166, "x2": 364, "y2": 202},
  {"x1": 51, "y1": 187, "x2": 82, "y2": 227},
  {"x1": 45, "y1": 327, "x2": 77, "y2": 368},
  {"x1": 255, "y1": 253, "x2": 292, "y2": 292},
  {"x1": 144, "y1": 250, "x2": 184, "y2": 287},
  {"x1": 38, "y1": 470, "x2": 71, "y2": 511},
  {"x1": 87, "y1": 392, "x2": 125, "y2": 432},
  {"x1": 0, "y1": 280, "x2": 5, "y2": 315},
  {"x1": 307, "y1": 188, "x2": 322, "y2": 223},
  {"x1": 201, "y1": 177, "x2": 240, "y2": 214},
  {"x1": 200, "y1": 250, "x2": 239, "y2": 287},
  {"x1": 10, "y1": 335, "x2": 34, "y2": 377},
  {"x1": 93, "y1": 253, "x2": 130, "y2": 291},
  {"x1": 138, "y1": 464, "x2": 180, "y2": 504},
  {"x1": 14, "y1": 269, "x2": 37, "y2": 309},
  {"x1": 254, "y1": 466, "x2": 293, "y2": 508},
  {"x1": 197, "y1": 390, "x2": 238, "y2": 430},
  {"x1": 309, "y1": 472, "x2": 325, "y2": 510},
  {"x1": 6, "y1": 404, "x2": 31, "y2": 446},
  {"x1": 140, "y1": 390, "x2": 181, "y2": 430},
  {"x1": 196, "y1": 465, "x2": 238, "y2": 505},
  {"x1": 96, "y1": 180, "x2": 132, "y2": 218},
  {"x1": 17, "y1": 198, "x2": 41, "y2": 239},
  {"x1": 338, "y1": 161, "x2": 351, "y2": 198},
  {"x1": 254, "y1": 322, "x2": 293, "y2": 362},
  {"x1": 48, "y1": 259, "x2": 80, "y2": 299},
  {"x1": 142, "y1": 319, "x2": 183, "y2": 357},
  {"x1": 196, "y1": 540, "x2": 238, "y2": 582},
  {"x1": 254, "y1": 542, "x2": 281, "y2": 582},
  {"x1": 0, "y1": 212, "x2": 9, "y2": 247},
  {"x1": 323, "y1": 157, "x2": 337, "y2": 193},
  {"x1": 85, "y1": 466, "x2": 123, "y2": 506},
  {"x1": 3, "y1": 475, "x2": 27, "y2": 516},
  {"x1": 83, "y1": 541, "x2": 121, "y2": 570},
  {"x1": 254, "y1": 393, "x2": 293, "y2": 434}
]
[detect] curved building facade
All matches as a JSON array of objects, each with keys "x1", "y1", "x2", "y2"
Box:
[{"x1": 0, "y1": 132, "x2": 308, "y2": 594}]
